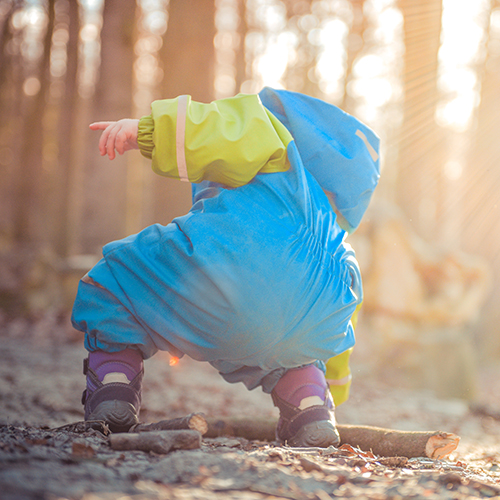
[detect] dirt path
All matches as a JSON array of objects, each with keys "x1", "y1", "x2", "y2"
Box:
[{"x1": 1, "y1": 319, "x2": 500, "y2": 499}]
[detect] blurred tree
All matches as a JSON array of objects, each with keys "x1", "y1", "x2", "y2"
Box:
[
  {"x1": 53, "y1": 0, "x2": 80, "y2": 257},
  {"x1": 234, "y1": 0, "x2": 248, "y2": 92},
  {"x1": 0, "y1": 1, "x2": 23, "y2": 239},
  {"x1": 289, "y1": 0, "x2": 316, "y2": 95},
  {"x1": 80, "y1": 0, "x2": 137, "y2": 253},
  {"x1": 151, "y1": 0, "x2": 216, "y2": 225},
  {"x1": 462, "y1": 4, "x2": 500, "y2": 263},
  {"x1": 341, "y1": 0, "x2": 367, "y2": 115},
  {"x1": 160, "y1": 0, "x2": 216, "y2": 102},
  {"x1": 395, "y1": 0, "x2": 445, "y2": 241},
  {"x1": 462, "y1": 0, "x2": 500, "y2": 357},
  {"x1": 14, "y1": 0, "x2": 56, "y2": 246},
  {"x1": 281, "y1": 0, "x2": 321, "y2": 96},
  {"x1": 0, "y1": 2, "x2": 18, "y2": 86}
]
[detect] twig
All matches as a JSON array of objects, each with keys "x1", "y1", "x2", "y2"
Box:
[
  {"x1": 130, "y1": 412, "x2": 207, "y2": 435},
  {"x1": 109, "y1": 429, "x2": 202, "y2": 454},
  {"x1": 50, "y1": 420, "x2": 110, "y2": 435}
]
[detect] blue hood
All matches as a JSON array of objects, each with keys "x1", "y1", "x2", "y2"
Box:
[{"x1": 259, "y1": 87, "x2": 380, "y2": 232}]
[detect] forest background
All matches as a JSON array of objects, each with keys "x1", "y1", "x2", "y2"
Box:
[{"x1": 1, "y1": 0, "x2": 500, "y2": 401}]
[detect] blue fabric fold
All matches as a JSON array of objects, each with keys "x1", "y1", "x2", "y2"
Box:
[{"x1": 258, "y1": 87, "x2": 380, "y2": 232}]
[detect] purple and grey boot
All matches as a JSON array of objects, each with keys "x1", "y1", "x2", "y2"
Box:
[
  {"x1": 271, "y1": 364, "x2": 340, "y2": 447},
  {"x1": 82, "y1": 348, "x2": 143, "y2": 433}
]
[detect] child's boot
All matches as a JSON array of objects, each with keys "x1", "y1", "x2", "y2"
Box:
[
  {"x1": 82, "y1": 349, "x2": 143, "y2": 432},
  {"x1": 271, "y1": 364, "x2": 340, "y2": 447}
]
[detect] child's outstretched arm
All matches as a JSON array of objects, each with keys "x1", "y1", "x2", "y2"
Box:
[
  {"x1": 89, "y1": 119, "x2": 139, "y2": 160},
  {"x1": 138, "y1": 95, "x2": 292, "y2": 186}
]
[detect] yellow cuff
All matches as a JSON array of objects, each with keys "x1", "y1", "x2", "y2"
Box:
[{"x1": 137, "y1": 115, "x2": 154, "y2": 159}]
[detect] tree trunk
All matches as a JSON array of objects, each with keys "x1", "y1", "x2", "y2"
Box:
[
  {"x1": 0, "y1": 1, "x2": 18, "y2": 90},
  {"x1": 0, "y1": 1, "x2": 22, "y2": 238},
  {"x1": 53, "y1": 0, "x2": 80, "y2": 257},
  {"x1": 80, "y1": 0, "x2": 136, "y2": 254},
  {"x1": 462, "y1": 0, "x2": 500, "y2": 358},
  {"x1": 160, "y1": 0, "x2": 216, "y2": 102},
  {"x1": 341, "y1": 0, "x2": 367, "y2": 114},
  {"x1": 282, "y1": 0, "x2": 319, "y2": 96},
  {"x1": 151, "y1": 0, "x2": 216, "y2": 226},
  {"x1": 395, "y1": 0, "x2": 445, "y2": 241},
  {"x1": 234, "y1": 0, "x2": 248, "y2": 93},
  {"x1": 14, "y1": 0, "x2": 56, "y2": 246}
]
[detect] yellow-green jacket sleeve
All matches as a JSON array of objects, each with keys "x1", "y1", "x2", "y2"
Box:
[{"x1": 137, "y1": 94, "x2": 292, "y2": 186}]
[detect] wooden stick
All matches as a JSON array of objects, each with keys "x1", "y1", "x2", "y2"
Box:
[
  {"x1": 337, "y1": 424, "x2": 459, "y2": 459},
  {"x1": 206, "y1": 416, "x2": 276, "y2": 442},
  {"x1": 129, "y1": 413, "x2": 208, "y2": 435},
  {"x1": 109, "y1": 429, "x2": 201, "y2": 454},
  {"x1": 204, "y1": 417, "x2": 460, "y2": 458}
]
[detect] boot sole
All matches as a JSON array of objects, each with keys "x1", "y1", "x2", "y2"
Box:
[
  {"x1": 287, "y1": 420, "x2": 340, "y2": 448},
  {"x1": 87, "y1": 400, "x2": 138, "y2": 433}
]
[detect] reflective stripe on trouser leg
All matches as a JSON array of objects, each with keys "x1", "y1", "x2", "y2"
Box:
[
  {"x1": 325, "y1": 349, "x2": 352, "y2": 406},
  {"x1": 325, "y1": 302, "x2": 362, "y2": 406}
]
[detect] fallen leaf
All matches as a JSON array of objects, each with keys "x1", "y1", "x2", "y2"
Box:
[{"x1": 71, "y1": 441, "x2": 95, "y2": 458}]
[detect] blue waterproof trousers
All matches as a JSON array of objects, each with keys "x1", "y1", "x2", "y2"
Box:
[{"x1": 72, "y1": 141, "x2": 362, "y2": 392}]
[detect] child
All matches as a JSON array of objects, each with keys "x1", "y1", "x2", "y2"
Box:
[{"x1": 72, "y1": 87, "x2": 380, "y2": 447}]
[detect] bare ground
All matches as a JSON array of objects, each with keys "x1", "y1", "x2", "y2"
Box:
[{"x1": 1, "y1": 314, "x2": 500, "y2": 500}]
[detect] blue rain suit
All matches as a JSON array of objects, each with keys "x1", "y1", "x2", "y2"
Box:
[{"x1": 72, "y1": 87, "x2": 380, "y2": 392}]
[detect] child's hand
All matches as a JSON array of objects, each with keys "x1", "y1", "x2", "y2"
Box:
[{"x1": 89, "y1": 119, "x2": 140, "y2": 160}]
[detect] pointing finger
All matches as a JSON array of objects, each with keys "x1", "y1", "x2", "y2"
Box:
[{"x1": 89, "y1": 121, "x2": 114, "y2": 131}]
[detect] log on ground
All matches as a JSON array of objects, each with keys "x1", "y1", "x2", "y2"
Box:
[
  {"x1": 205, "y1": 417, "x2": 460, "y2": 458},
  {"x1": 109, "y1": 429, "x2": 201, "y2": 454},
  {"x1": 130, "y1": 413, "x2": 208, "y2": 435},
  {"x1": 337, "y1": 424, "x2": 459, "y2": 459}
]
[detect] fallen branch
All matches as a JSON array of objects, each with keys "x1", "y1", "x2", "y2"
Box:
[
  {"x1": 206, "y1": 416, "x2": 276, "y2": 442},
  {"x1": 129, "y1": 413, "x2": 208, "y2": 435},
  {"x1": 205, "y1": 417, "x2": 459, "y2": 458},
  {"x1": 50, "y1": 420, "x2": 110, "y2": 435},
  {"x1": 337, "y1": 424, "x2": 459, "y2": 459},
  {"x1": 109, "y1": 429, "x2": 201, "y2": 454}
]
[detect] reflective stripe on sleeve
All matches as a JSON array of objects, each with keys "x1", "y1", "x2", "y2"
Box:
[
  {"x1": 326, "y1": 374, "x2": 352, "y2": 386},
  {"x1": 176, "y1": 95, "x2": 189, "y2": 182},
  {"x1": 355, "y1": 129, "x2": 379, "y2": 162}
]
